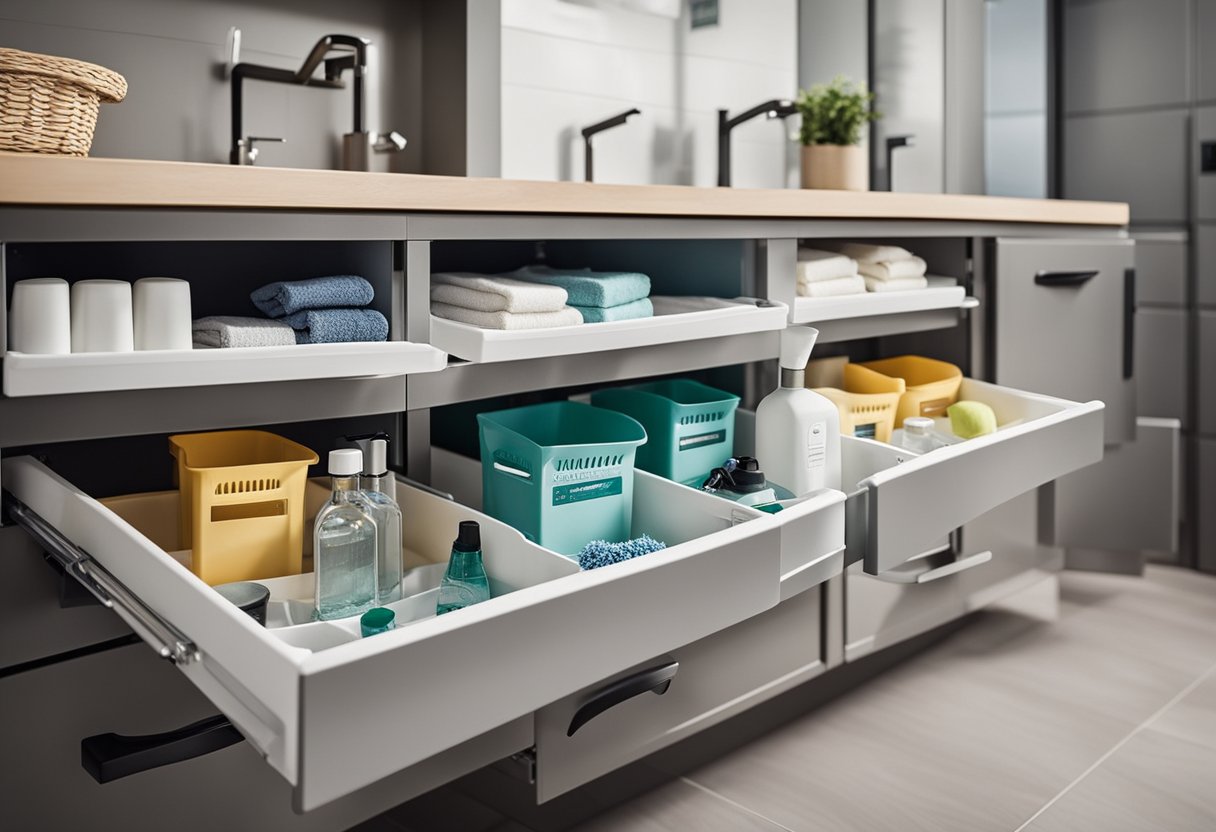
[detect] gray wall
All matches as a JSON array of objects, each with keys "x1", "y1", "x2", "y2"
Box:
[
  {"x1": 984, "y1": 0, "x2": 1048, "y2": 198},
  {"x1": 1060, "y1": 0, "x2": 1214, "y2": 571},
  {"x1": 0, "y1": 0, "x2": 442, "y2": 172}
]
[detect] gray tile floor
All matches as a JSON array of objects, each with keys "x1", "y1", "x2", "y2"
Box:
[{"x1": 363, "y1": 566, "x2": 1216, "y2": 832}]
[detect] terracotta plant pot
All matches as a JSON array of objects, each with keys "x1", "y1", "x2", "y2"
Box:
[{"x1": 800, "y1": 144, "x2": 869, "y2": 191}]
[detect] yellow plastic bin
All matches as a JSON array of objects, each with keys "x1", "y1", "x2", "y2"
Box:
[
  {"x1": 811, "y1": 362, "x2": 905, "y2": 443},
  {"x1": 858, "y1": 355, "x2": 963, "y2": 427},
  {"x1": 168, "y1": 430, "x2": 318, "y2": 586}
]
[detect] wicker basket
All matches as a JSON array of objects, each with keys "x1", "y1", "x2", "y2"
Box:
[{"x1": 0, "y1": 47, "x2": 126, "y2": 156}]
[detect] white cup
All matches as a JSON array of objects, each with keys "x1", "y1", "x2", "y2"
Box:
[
  {"x1": 71, "y1": 279, "x2": 134, "y2": 353},
  {"x1": 9, "y1": 278, "x2": 71, "y2": 354},
  {"x1": 133, "y1": 277, "x2": 193, "y2": 351}
]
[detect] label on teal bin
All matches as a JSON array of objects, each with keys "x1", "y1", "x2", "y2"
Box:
[
  {"x1": 679, "y1": 430, "x2": 726, "y2": 452},
  {"x1": 552, "y1": 477, "x2": 623, "y2": 506}
]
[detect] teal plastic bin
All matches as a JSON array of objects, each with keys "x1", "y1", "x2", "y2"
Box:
[
  {"x1": 477, "y1": 401, "x2": 648, "y2": 555},
  {"x1": 591, "y1": 380, "x2": 740, "y2": 486}
]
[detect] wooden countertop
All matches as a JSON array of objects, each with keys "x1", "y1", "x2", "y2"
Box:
[{"x1": 0, "y1": 154, "x2": 1129, "y2": 226}]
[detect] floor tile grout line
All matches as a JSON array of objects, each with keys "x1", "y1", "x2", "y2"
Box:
[
  {"x1": 678, "y1": 776, "x2": 799, "y2": 832},
  {"x1": 1012, "y1": 659, "x2": 1216, "y2": 832}
]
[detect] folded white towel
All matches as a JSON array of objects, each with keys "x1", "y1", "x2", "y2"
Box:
[
  {"x1": 431, "y1": 302, "x2": 583, "y2": 330},
  {"x1": 864, "y1": 275, "x2": 929, "y2": 293},
  {"x1": 431, "y1": 272, "x2": 568, "y2": 313},
  {"x1": 823, "y1": 242, "x2": 917, "y2": 264},
  {"x1": 191, "y1": 316, "x2": 296, "y2": 348},
  {"x1": 798, "y1": 275, "x2": 868, "y2": 298},
  {"x1": 858, "y1": 256, "x2": 928, "y2": 281},
  {"x1": 796, "y1": 249, "x2": 859, "y2": 283}
]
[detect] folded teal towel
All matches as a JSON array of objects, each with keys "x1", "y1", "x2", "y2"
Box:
[
  {"x1": 572, "y1": 297, "x2": 654, "y2": 323},
  {"x1": 284, "y1": 308, "x2": 389, "y2": 344},
  {"x1": 507, "y1": 265, "x2": 650, "y2": 308},
  {"x1": 251, "y1": 275, "x2": 375, "y2": 318}
]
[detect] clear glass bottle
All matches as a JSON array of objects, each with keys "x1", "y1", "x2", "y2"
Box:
[
  {"x1": 314, "y1": 448, "x2": 379, "y2": 621},
  {"x1": 436, "y1": 521, "x2": 491, "y2": 615},
  {"x1": 354, "y1": 436, "x2": 404, "y2": 605},
  {"x1": 896, "y1": 416, "x2": 946, "y2": 454}
]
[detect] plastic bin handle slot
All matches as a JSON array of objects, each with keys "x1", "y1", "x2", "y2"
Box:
[
  {"x1": 81, "y1": 714, "x2": 242, "y2": 783},
  {"x1": 567, "y1": 658, "x2": 679, "y2": 737},
  {"x1": 493, "y1": 461, "x2": 532, "y2": 480}
]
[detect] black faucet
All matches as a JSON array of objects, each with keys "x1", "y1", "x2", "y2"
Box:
[
  {"x1": 717, "y1": 99, "x2": 798, "y2": 187},
  {"x1": 229, "y1": 34, "x2": 404, "y2": 169},
  {"x1": 581, "y1": 108, "x2": 640, "y2": 182}
]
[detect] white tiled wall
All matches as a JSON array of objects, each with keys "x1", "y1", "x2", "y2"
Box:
[{"x1": 499, "y1": 0, "x2": 799, "y2": 187}]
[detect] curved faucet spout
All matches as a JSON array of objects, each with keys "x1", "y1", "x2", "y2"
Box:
[{"x1": 717, "y1": 98, "x2": 798, "y2": 186}]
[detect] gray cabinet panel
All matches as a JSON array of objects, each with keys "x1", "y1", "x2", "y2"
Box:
[
  {"x1": 1136, "y1": 308, "x2": 1188, "y2": 422},
  {"x1": 1200, "y1": 0, "x2": 1216, "y2": 102},
  {"x1": 1063, "y1": 0, "x2": 1190, "y2": 113},
  {"x1": 1200, "y1": 225, "x2": 1216, "y2": 307},
  {"x1": 1201, "y1": 312, "x2": 1216, "y2": 435},
  {"x1": 993, "y1": 238, "x2": 1137, "y2": 444},
  {"x1": 1134, "y1": 235, "x2": 1188, "y2": 307},
  {"x1": 1064, "y1": 110, "x2": 1190, "y2": 224},
  {"x1": 1198, "y1": 108, "x2": 1216, "y2": 221},
  {"x1": 1201, "y1": 439, "x2": 1216, "y2": 573}
]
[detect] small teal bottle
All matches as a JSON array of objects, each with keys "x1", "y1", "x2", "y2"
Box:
[
  {"x1": 436, "y1": 521, "x2": 491, "y2": 615},
  {"x1": 314, "y1": 449, "x2": 379, "y2": 621}
]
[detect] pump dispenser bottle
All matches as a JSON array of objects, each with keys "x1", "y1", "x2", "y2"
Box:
[
  {"x1": 349, "y1": 434, "x2": 404, "y2": 604},
  {"x1": 755, "y1": 326, "x2": 842, "y2": 495}
]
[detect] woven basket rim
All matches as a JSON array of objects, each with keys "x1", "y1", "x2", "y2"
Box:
[{"x1": 0, "y1": 46, "x2": 127, "y2": 102}]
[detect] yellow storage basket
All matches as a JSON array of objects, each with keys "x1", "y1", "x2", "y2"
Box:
[
  {"x1": 168, "y1": 430, "x2": 318, "y2": 586},
  {"x1": 858, "y1": 355, "x2": 963, "y2": 427},
  {"x1": 811, "y1": 362, "x2": 905, "y2": 443}
]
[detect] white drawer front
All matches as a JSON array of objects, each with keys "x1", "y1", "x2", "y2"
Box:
[
  {"x1": 534, "y1": 588, "x2": 824, "y2": 801},
  {"x1": 2, "y1": 454, "x2": 784, "y2": 811},
  {"x1": 847, "y1": 380, "x2": 1104, "y2": 574}
]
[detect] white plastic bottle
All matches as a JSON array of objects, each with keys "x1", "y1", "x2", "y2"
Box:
[{"x1": 755, "y1": 326, "x2": 842, "y2": 496}]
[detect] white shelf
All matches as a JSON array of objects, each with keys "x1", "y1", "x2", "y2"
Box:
[
  {"x1": 429, "y1": 296, "x2": 788, "y2": 364},
  {"x1": 2, "y1": 340, "x2": 447, "y2": 397},
  {"x1": 791, "y1": 276, "x2": 968, "y2": 325}
]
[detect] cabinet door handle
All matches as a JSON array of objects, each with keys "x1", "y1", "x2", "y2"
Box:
[
  {"x1": 567, "y1": 659, "x2": 679, "y2": 737},
  {"x1": 1123, "y1": 267, "x2": 1136, "y2": 380},
  {"x1": 81, "y1": 714, "x2": 242, "y2": 783},
  {"x1": 1034, "y1": 269, "x2": 1098, "y2": 287}
]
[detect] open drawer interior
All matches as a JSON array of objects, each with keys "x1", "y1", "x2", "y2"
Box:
[{"x1": 1, "y1": 447, "x2": 784, "y2": 811}]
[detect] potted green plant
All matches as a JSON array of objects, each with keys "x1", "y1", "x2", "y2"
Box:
[{"x1": 795, "y1": 76, "x2": 878, "y2": 191}]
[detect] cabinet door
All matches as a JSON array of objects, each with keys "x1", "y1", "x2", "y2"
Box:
[{"x1": 992, "y1": 238, "x2": 1136, "y2": 444}]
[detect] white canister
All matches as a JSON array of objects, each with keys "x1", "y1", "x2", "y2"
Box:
[
  {"x1": 70, "y1": 279, "x2": 134, "y2": 353},
  {"x1": 9, "y1": 278, "x2": 71, "y2": 354},
  {"x1": 133, "y1": 277, "x2": 193, "y2": 350}
]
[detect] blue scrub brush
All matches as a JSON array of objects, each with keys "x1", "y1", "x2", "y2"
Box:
[{"x1": 577, "y1": 535, "x2": 667, "y2": 571}]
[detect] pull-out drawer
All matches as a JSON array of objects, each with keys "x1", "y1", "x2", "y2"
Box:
[
  {"x1": 844, "y1": 380, "x2": 1104, "y2": 574},
  {"x1": 534, "y1": 587, "x2": 824, "y2": 801},
  {"x1": 1, "y1": 454, "x2": 790, "y2": 812}
]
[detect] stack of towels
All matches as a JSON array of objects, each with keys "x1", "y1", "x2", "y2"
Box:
[
  {"x1": 795, "y1": 248, "x2": 867, "y2": 298},
  {"x1": 429, "y1": 265, "x2": 653, "y2": 330},
  {"x1": 823, "y1": 242, "x2": 929, "y2": 293},
  {"x1": 192, "y1": 275, "x2": 389, "y2": 348}
]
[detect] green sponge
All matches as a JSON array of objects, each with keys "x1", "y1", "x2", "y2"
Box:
[{"x1": 947, "y1": 400, "x2": 998, "y2": 439}]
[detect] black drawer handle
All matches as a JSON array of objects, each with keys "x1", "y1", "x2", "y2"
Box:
[
  {"x1": 1035, "y1": 269, "x2": 1098, "y2": 287},
  {"x1": 1124, "y1": 267, "x2": 1136, "y2": 380},
  {"x1": 82, "y1": 714, "x2": 242, "y2": 783},
  {"x1": 567, "y1": 659, "x2": 679, "y2": 737}
]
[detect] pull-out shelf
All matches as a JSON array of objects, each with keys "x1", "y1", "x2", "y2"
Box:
[{"x1": 0, "y1": 449, "x2": 845, "y2": 811}]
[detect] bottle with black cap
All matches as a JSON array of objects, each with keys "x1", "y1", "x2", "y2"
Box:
[
  {"x1": 437, "y1": 520, "x2": 491, "y2": 615},
  {"x1": 700, "y1": 456, "x2": 793, "y2": 510}
]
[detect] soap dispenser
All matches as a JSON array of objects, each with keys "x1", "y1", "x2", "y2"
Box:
[{"x1": 755, "y1": 326, "x2": 841, "y2": 496}]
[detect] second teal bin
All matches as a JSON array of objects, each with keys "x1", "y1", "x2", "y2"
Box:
[
  {"x1": 591, "y1": 380, "x2": 739, "y2": 485},
  {"x1": 477, "y1": 401, "x2": 648, "y2": 556}
]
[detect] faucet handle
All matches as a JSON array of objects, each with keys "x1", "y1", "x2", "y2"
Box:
[
  {"x1": 373, "y1": 131, "x2": 406, "y2": 153},
  {"x1": 237, "y1": 136, "x2": 285, "y2": 166}
]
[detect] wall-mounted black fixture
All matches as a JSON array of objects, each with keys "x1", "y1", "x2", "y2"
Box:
[
  {"x1": 717, "y1": 99, "x2": 798, "y2": 187},
  {"x1": 882, "y1": 134, "x2": 915, "y2": 191},
  {"x1": 1201, "y1": 140, "x2": 1216, "y2": 174},
  {"x1": 581, "y1": 108, "x2": 640, "y2": 182}
]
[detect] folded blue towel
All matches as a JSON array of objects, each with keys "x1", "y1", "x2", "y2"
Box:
[
  {"x1": 284, "y1": 308, "x2": 389, "y2": 344},
  {"x1": 507, "y1": 265, "x2": 650, "y2": 309},
  {"x1": 577, "y1": 535, "x2": 667, "y2": 571},
  {"x1": 572, "y1": 297, "x2": 654, "y2": 324},
  {"x1": 251, "y1": 275, "x2": 375, "y2": 318}
]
